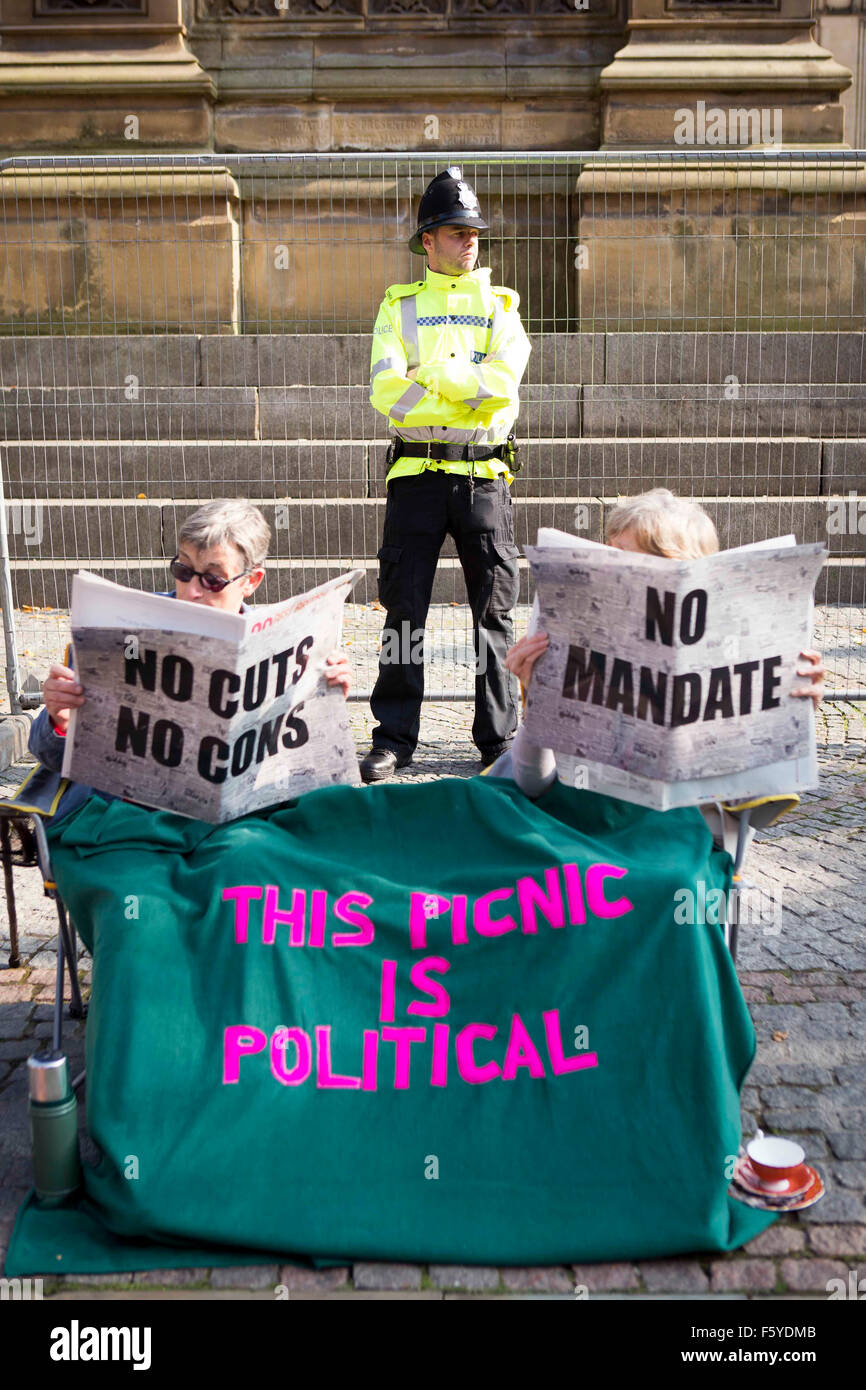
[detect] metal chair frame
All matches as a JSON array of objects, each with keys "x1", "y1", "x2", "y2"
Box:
[{"x1": 0, "y1": 802, "x2": 87, "y2": 1060}]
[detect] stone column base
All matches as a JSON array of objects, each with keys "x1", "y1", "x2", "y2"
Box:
[
  {"x1": 0, "y1": 167, "x2": 240, "y2": 334},
  {"x1": 600, "y1": 26, "x2": 852, "y2": 150},
  {"x1": 0, "y1": 2, "x2": 215, "y2": 151},
  {"x1": 575, "y1": 156, "x2": 866, "y2": 330},
  {"x1": 0, "y1": 81, "x2": 215, "y2": 153}
]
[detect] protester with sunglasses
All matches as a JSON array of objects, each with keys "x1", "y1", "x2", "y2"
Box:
[{"x1": 29, "y1": 499, "x2": 351, "y2": 819}]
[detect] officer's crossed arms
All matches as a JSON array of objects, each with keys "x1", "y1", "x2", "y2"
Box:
[{"x1": 369, "y1": 288, "x2": 528, "y2": 433}]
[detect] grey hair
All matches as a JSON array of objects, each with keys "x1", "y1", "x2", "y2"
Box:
[
  {"x1": 178, "y1": 499, "x2": 270, "y2": 571},
  {"x1": 605, "y1": 489, "x2": 719, "y2": 560}
]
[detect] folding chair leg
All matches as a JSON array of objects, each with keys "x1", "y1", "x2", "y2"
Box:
[
  {"x1": 52, "y1": 931, "x2": 65, "y2": 1053},
  {"x1": 56, "y1": 899, "x2": 86, "y2": 1020},
  {"x1": 724, "y1": 808, "x2": 752, "y2": 971},
  {"x1": 27, "y1": 813, "x2": 87, "y2": 1021},
  {"x1": 0, "y1": 817, "x2": 20, "y2": 967},
  {"x1": 726, "y1": 895, "x2": 739, "y2": 965}
]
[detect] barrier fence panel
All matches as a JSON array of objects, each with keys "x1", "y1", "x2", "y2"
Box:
[{"x1": 0, "y1": 151, "x2": 864, "y2": 722}]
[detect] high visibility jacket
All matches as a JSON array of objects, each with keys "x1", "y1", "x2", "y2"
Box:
[{"x1": 369, "y1": 266, "x2": 531, "y2": 484}]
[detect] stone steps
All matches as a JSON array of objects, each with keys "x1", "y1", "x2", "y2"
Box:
[
  {"x1": 0, "y1": 336, "x2": 600, "y2": 390},
  {"x1": 583, "y1": 385, "x2": 866, "y2": 439},
  {"x1": 0, "y1": 441, "x2": 369, "y2": 499},
  {"x1": 2, "y1": 437, "x2": 859, "y2": 497},
  {"x1": 2, "y1": 495, "x2": 857, "y2": 559},
  {"x1": 0, "y1": 384, "x2": 583, "y2": 441},
  {"x1": 6, "y1": 383, "x2": 866, "y2": 443},
  {"x1": 4, "y1": 332, "x2": 866, "y2": 387},
  {"x1": 3, "y1": 498, "x2": 861, "y2": 605},
  {"x1": 0, "y1": 331, "x2": 862, "y2": 607}
]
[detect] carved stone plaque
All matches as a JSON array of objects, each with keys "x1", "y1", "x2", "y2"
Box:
[{"x1": 34, "y1": 0, "x2": 147, "y2": 13}]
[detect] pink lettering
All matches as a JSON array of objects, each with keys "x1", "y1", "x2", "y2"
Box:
[
  {"x1": 270, "y1": 1027, "x2": 312, "y2": 1086},
  {"x1": 473, "y1": 887, "x2": 517, "y2": 938},
  {"x1": 315, "y1": 1025, "x2": 361, "y2": 1089},
  {"x1": 407, "y1": 956, "x2": 451, "y2": 1018},
  {"x1": 221, "y1": 885, "x2": 263, "y2": 944},
  {"x1": 222, "y1": 1025, "x2": 267, "y2": 1083},
  {"x1": 585, "y1": 864, "x2": 633, "y2": 919},
  {"x1": 451, "y1": 894, "x2": 469, "y2": 946},
  {"x1": 562, "y1": 863, "x2": 586, "y2": 924},
  {"x1": 332, "y1": 891, "x2": 375, "y2": 947},
  {"x1": 516, "y1": 869, "x2": 565, "y2": 935},
  {"x1": 543, "y1": 1009, "x2": 599, "y2": 1075},
  {"x1": 431, "y1": 1022, "x2": 449, "y2": 1087},
  {"x1": 379, "y1": 959, "x2": 397, "y2": 1023},
  {"x1": 362, "y1": 1028, "x2": 379, "y2": 1091},
  {"x1": 455, "y1": 1022, "x2": 500, "y2": 1084},
  {"x1": 409, "y1": 892, "x2": 450, "y2": 950},
  {"x1": 501, "y1": 1012, "x2": 546, "y2": 1080},
  {"x1": 308, "y1": 889, "x2": 327, "y2": 948},
  {"x1": 381, "y1": 1026, "x2": 427, "y2": 1089},
  {"x1": 262, "y1": 884, "x2": 305, "y2": 946}
]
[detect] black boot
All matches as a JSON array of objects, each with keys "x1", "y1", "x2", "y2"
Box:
[
  {"x1": 359, "y1": 747, "x2": 414, "y2": 784},
  {"x1": 479, "y1": 741, "x2": 512, "y2": 768}
]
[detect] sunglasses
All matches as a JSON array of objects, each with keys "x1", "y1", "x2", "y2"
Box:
[{"x1": 170, "y1": 556, "x2": 252, "y2": 594}]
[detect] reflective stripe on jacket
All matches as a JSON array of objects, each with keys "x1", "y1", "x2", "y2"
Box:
[{"x1": 369, "y1": 266, "x2": 531, "y2": 484}]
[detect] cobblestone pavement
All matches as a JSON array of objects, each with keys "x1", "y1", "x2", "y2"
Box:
[{"x1": 0, "y1": 609, "x2": 863, "y2": 1299}]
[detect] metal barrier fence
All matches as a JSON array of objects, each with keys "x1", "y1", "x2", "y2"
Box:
[{"x1": 0, "y1": 150, "x2": 864, "y2": 714}]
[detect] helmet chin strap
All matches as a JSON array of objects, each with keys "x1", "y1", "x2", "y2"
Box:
[{"x1": 427, "y1": 258, "x2": 472, "y2": 276}]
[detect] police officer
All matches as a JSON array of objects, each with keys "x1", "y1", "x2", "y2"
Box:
[{"x1": 359, "y1": 167, "x2": 532, "y2": 783}]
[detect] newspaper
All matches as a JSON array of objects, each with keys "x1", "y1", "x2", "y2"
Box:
[
  {"x1": 62, "y1": 569, "x2": 363, "y2": 823},
  {"x1": 522, "y1": 530, "x2": 827, "y2": 811}
]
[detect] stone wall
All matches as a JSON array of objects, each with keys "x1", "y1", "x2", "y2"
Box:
[
  {"x1": 4, "y1": 159, "x2": 866, "y2": 336},
  {"x1": 185, "y1": 0, "x2": 626, "y2": 154},
  {"x1": 2, "y1": 0, "x2": 853, "y2": 156}
]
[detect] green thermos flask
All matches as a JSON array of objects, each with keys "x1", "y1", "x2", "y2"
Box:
[{"x1": 28, "y1": 1051, "x2": 82, "y2": 1206}]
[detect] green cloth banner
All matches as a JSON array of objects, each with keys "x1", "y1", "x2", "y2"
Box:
[{"x1": 6, "y1": 775, "x2": 775, "y2": 1273}]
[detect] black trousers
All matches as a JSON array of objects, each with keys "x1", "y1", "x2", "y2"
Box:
[{"x1": 370, "y1": 469, "x2": 521, "y2": 757}]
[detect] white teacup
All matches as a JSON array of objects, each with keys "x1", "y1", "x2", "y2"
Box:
[{"x1": 746, "y1": 1136, "x2": 806, "y2": 1190}]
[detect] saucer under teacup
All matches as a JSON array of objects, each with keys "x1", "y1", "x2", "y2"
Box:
[
  {"x1": 737, "y1": 1157, "x2": 813, "y2": 1199},
  {"x1": 730, "y1": 1156, "x2": 825, "y2": 1212}
]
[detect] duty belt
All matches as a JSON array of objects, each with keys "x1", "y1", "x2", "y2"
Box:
[{"x1": 394, "y1": 441, "x2": 506, "y2": 463}]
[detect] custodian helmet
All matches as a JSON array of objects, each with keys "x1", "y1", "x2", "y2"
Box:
[{"x1": 408, "y1": 166, "x2": 490, "y2": 255}]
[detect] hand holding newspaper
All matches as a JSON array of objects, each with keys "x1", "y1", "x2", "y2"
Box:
[
  {"x1": 62, "y1": 569, "x2": 363, "y2": 823},
  {"x1": 522, "y1": 530, "x2": 827, "y2": 811}
]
